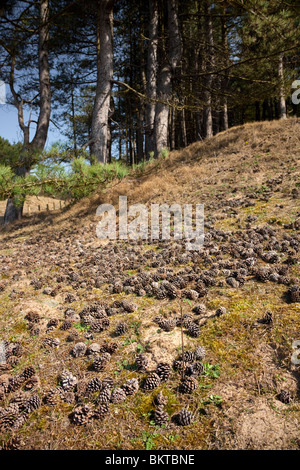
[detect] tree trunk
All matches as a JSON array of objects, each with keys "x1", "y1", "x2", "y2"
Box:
[
  {"x1": 3, "y1": 0, "x2": 51, "y2": 225},
  {"x1": 145, "y1": 0, "x2": 159, "y2": 159},
  {"x1": 90, "y1": 0, "x2": 115, "y2": 164},
  {"x1": 154, "y1": 0, "x2": 181, "y2": 157},
  {"x1": 278, "y1": 53, "x2": 287, "y2": 119},
  {"x1": 221, "y1": 7, "x2": 229, "y2": 131},
  {"x1": 203, "y1": 1, "x2": 214, "y2": 139}
]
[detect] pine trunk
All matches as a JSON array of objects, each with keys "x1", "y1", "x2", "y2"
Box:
[
  {"x1": 90, "y1": 0, "x2": 115, "y2": 164},
  {"x1": 278, "y1": 53, "x2": 287, "y2": 119},
  {"x1": 145, "y1": 0, "x2": 159, "y2": 159},
  {"x1": 154, "y1": 0, "x2": 181, "y2": 157}
]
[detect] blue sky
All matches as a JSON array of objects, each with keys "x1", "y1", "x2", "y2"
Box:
[{"x1": 0, "y1": 83, "x2": 67, "y2": 149}]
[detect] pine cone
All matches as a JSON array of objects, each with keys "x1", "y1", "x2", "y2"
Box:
[
  {"x1": 61, "y1": 369, "x2": 78, "y2": 390},
  {"x1": 71, "y1": 342, "x2": 87, "y2": 358},
  {"x1": 152, "y1": 406, "x2": 169, "y2": 426},
  {"x1": 93, "y1": 403, "x2": 109, "y2": 420},
  {"x1": 179, "y1": 376, "x2": 198, "y2": 394},
  {"x1": 175, "y1": 407, "x2": 193, "y2": 426},
  {"x1": 96, "y1": 387, "x2": 111, "y2": 404},
  {"x1": 187, "y1": 323, "x2": 201, "y2": 338},
  {"x1": 185, "y1": 362, "x2": 204, "y2": 377},
  {"x1": 215, "y1": 306, "x2": 226, "y2": 317},
  {"x1": 0, "y1": 404, "x2": 19, "y2": 430},
  {"x1": 121, "y1": 378, "x2": 139, "y2": 396},
  {"x1": 10, "y1": 391, "x2": 29, "y2": 410},
  {"x1": 24, "y1": 395, "x2": 41, "y2": 413},
  {"x1": 11, "y1": 411, "x2": 29, "y2": 431},
  {"x1": 255, "y1": 267, "x2": 270, "y2": 282},
  {"x1": 24, "y1": 375, "x2": 40, "y2": 391},
  {"x1": 43, "y1": 388, "x2": 59, "y2": 406},
  {"x1": 101, "y1": 376, "x2": 114, "y2": 390},
  {"x1": 115, "y1": 322, "x2": 128, "y2": 336},
  {"x1": 8, "y1": 375, "x2": 26, "y2": 392},
  {"x1": 194, "y1": 346, "x2": 206, "y2": 361},
  {"x1": 180, "y1": 350, "x2": 195, "y2": 363},
  {"x1": 154, "y1": 391, "x2": 168, "y2": 407},
  {"x1": 110, "y1": 387, "x2": 126, "y2": 404},
  {"x1": 93, "y1": 353, "x2": 111, "y2": 372},
  {"x1": 99, "y1": 342, "x2": 118, "y2": 355},
  {"x1": 155, "y1": 362, "x2": 171, "y2": 382},
  {"x1": 86, "y1": 377, "x2": 102, "y2": 393},
  {"x1": 135, "y1": 353, "x2": 149, "y2": 372},
  {"x1": 173, "y1": 360, "x2": 185, "y2": 372},
  {"x1": 21, "y1": 365, "x2": 36, "y2": 380},
  {"x1": 192, "y1": 304, "x2": 206, "y2": 315},
  {"x1": 89, "y1": 318, "x2": 110, "y2": 333},
  {"x1": 287, "y1": 285, "x2": 300, "y2": 303},
  {"x1": 143, "y1": 372, "x2": 161, "y2": 390},
  {"x1": 0, "y1": 436, "x2": 24, "y2": 450},
  {"x1": 60, "y1": 319, "x2": 73, "y2": 330},
  {"x1": 71, "y1": 405, "x2": 93, "y2": 425},
  {"x1": 42, "y1": 337, "x2": 60, "y2": 349},
  {"x1": 277, "y1": 390, "x2": 292, "y2": 404}
]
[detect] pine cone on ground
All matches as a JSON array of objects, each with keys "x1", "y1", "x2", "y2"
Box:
[
  {"x1": 0, "y1": 404, "x2": 19, "y2": 430},
  {"x1": 99, "y1": 342, "x2": 118, "y2": 355},
  {"x1": 143, "y1": 372, "x2": 161, "y2": 390},
  {"x1": 154, "y1": 391, "x2": 168, "y2": 407},
  {"x1": 43, "y1": 388, "x2": 59, "y2": 406},
  {"x1": 179, "y1": 376, "x2": 198, "y2": 394},
  {"x1": 86, "y1": 377, "x2": 102, "y2": 393},
  {"x1": 60, "y1": 319, "x2": 73, "y2": 330},
  {"x1": 135, "y1": 353, "x2": 149, "y2": 372},
  {"x1": 152, "y1": 406, "x2": 169, "y2": 426},
  {"x1": 115, "y1": 322, "x2": 128, "y2": 336},
  {"x1": 24, "y1": 395, "x2": 41, "y2": 413},
  {"x1": 42, "y1": 337, "x2": 60, "y2": 349},
  {"x1": 71, "y1": 342, "x2": 87, "y2": 358},
  {"x1": 8, "y1": 375, "x2": 26, "y2": 393},
  {"x1": 71, "y1": 405, "x2": 93, "y2": 425},
  {"x1": 90, "y1": 318, "x2": 110, "y2": 333},
  {"x1": 194, "y1": 346, "x2": 206, "y2": 361},
  {"x1": 10, "y1": 391, "x2": 29, "y2": 410},
  {"x1": 155, "y1": 362, "x2": 171, "y2": 382},
  {"x1": 101, "y1": 376, "x2": 114, "y2": 390},
  {"x1": 11, "y1": 411, "x2": 29, "y2": 431},
  {"x1": 121, "y1": 378, "x2": 139, "y2": 396},
  {"x1": 93, "y1": 403, "x2": 110, "y2": 421},
  {"x1": 93, "y1": 353, "x2": 111, "y2": 372},
  {"x1": 21, "y1": 366, "x2": 36, "y2": 380},
  {"x1": 180, "y1": 350, "x2": 195, "y2": 363},
  {"x1": 287, "y1": 285, "x2": 300, "y2": 303},
  {"x1": 185, "y1": 362, "x2": 204, "y2": 377},
  {"x1": 192, "y1": 304, "x2": 206, "y2": 315},
  {"x1": 175, "y1": 407, "x2": 193, "y2": 426},
  {"x1": 96, "y1": 387, "x2": 111, "y2": 404},
  {"x1": 277, "y1": 390, "x2": 292, "y2": 404},
  {"x1": 61, "y1": 369, "x2": 78, "y2": 390},
  {"x1": 110, "y1": 387, "x2": 126, "y2": 404},
  {"x1": 0, "y1": 436, "x2": 24, "y2": 450},
  {"x1": 187, "y1": 323, "x2": 201, "y2": 338}
]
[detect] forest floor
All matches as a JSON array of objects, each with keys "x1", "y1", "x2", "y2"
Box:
[{"x1": 0, "y1": 118, "x2": 299, "y2": 450}]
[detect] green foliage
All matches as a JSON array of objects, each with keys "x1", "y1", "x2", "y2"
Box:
[
  {"x1": 0, "y1": 138, "x2": 23, "y2": 167},
  {"x1": 0, "y1": 154, "x2": 130, "y2": 203}
]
